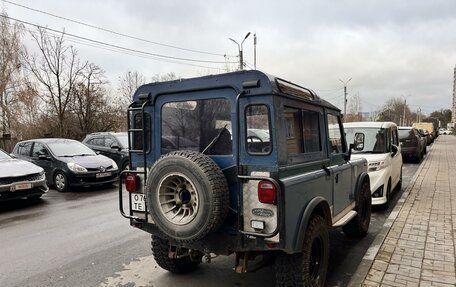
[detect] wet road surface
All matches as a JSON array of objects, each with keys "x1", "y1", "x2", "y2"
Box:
[{"x1": 0, "y1": 162, "x2": 420, "y2": 287}]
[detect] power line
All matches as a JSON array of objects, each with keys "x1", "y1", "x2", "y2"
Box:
[
  {"x1": 1, "y1": 14, "x2": 236, "y2": 70},
  {"x1": 1, "y1": 0, "x2": 233, "y2": 57}
]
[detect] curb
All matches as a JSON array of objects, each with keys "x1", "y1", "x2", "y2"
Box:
[{"x1": 347, "y1": 144, "x2": 431, "y2": 287}]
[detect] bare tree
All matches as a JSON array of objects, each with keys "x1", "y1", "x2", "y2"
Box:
[
  {"x1": 345, "y1": 93, "x2": 363, "y2": 122},
  {"x1": 118, "y1": 70, "x2": 146, "y2": 105},
  {"x1": 70, "y1": 63, "x2": 108, "y2": 137},
  {"x1": 0, "y1": 11, "x2": 23, "y2": 135},
  {"x1": 377, "y1": 97, "x2": 412, "y2": 125},
  {"x1": 25, "y1": 27, "x2": 86, "y2": 137}
]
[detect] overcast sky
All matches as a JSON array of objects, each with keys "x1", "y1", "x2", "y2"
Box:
[{"x1": 2, "y1": 0, "x2": 456, "y2": 115}]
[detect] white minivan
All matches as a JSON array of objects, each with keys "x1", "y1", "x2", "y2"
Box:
[{"x1": 344, "y1": 122, "x2": 403, "y2": 208}]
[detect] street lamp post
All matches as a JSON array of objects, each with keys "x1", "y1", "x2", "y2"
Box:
[
  {"x1": 339, "y1": 78, "x2": 352, "y2": 119},
  {"x1": 229, "y1": 32, "x2": 251, "y2": 71}
]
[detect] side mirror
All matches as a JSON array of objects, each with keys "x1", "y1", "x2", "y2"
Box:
[
  {"x1": 38, "y1": 155, "x2": 50, "y2": 160},
  {"x1": 111, "y1": 144, "x2": 121, "y2": 151},
  {"x1": 353, "y1": 132, "x2": 365, "y2": 151},
  {"x1": 391, "y1": 145, "x2": 398, "y2": 156}
]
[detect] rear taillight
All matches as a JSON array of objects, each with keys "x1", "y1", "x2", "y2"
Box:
[
  {"x1": 258, "y1": 180, "x2": 277, "y2": 204},
  {"x1": 125, "y1": 173, "x2": 138, "y2": 193}
]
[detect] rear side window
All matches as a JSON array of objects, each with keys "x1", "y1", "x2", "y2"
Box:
[
  {"x1": 245, "y1": 105, "x2": 271, "y2": 155},
  {"x1": 18, "y1": 142, "x2": 33, "y2": 156},
  {"x1": 284, "y1": 106, "x2": 322, "y2": 159},
  {"x1": 87, "y1": 137, "x2": 104, "y2": 147}
]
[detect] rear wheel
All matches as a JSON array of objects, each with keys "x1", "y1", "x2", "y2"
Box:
[
  {"x1": 54, "y1": 171, "x2": 68, "y2": 192},
  {"x1": 343, "y1": 179, "x2": 371, "y2": 238},
  {"x1": 151, "y1": 235, "x2": 201, "y2": 274},
  {"x1": 275, "y1": 215, "x2": 329, "y2": 287}
]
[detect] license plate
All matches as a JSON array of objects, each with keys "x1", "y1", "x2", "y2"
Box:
[
  {"x1": 96, "y1": 172, "x2": 111, "y2": 178},
  {"x1": 132, "y1": 193, "x2": 146, "y2": 211},
  {"x1": 10, "y1": 183, "x2": 32, "y2": 191}
]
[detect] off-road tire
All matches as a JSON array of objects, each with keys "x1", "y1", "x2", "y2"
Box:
[
  {"x1": 275, "y1": 215, "x2": 329, "y2": 287},
  {"x1": 146, "y1": 151, "x2": 229, "y2": 242},
  {"x1": 54, "y1": 171, "x2": 68, "y2": 192},
  {"x1": 343, "y1": 179, "x2": 371, "y2": 238},
  {"x1": 151, "y1": 235, "x2": 200, "y2": 274}
]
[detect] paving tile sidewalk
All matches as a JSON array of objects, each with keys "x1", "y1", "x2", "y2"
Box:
[{"x1": 354, "y1": 136, "x2": 456, "y2": 287}]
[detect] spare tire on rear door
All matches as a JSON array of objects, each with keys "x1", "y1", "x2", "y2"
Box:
[{"x1": 145, "y1": 151, "x2": 229, "y2": 242}]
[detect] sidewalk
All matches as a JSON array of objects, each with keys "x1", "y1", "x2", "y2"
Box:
[{"x1": 350, "y1": 135, "x2": 456, "y2": 287}]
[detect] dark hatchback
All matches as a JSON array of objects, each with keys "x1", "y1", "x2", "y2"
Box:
[
  {"x1": 0, "y1": 148, "x2": 48, "y2": 201},
  {"x1": 398, "y1": 127, "x2": 426, "y2": 163},
  {"x1": 12, "y1": 138, "x2": 118, "y2": 192},
  {"x1": 82, "y1": 132, "x2": 129, "y2": 171}
]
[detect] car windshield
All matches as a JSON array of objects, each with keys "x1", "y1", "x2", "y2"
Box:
[
  {"x1": 115, "y1": 134, "x2": 129, "y2": 148},
  {"x1": 345, "y1": 127, "x2": 388, "y2": 153},
  {"x1": 0, "y1": 149, "x2": 11, "y2": 160},
  {"x1": 47, "y1": 141, "x2": 97, "y2": 157}
]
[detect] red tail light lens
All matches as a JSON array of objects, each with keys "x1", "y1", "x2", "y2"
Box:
[
  {"x1": 258, "y1": 180, "x2": 277, "y2": 204},
  {"x1": 125, "y1": 173, "x2": 137, "y2": 193}
]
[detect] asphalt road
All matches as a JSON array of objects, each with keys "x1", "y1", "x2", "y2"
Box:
[{"x1": 0, "y1": 162, "x2": 420, "y2": 287}]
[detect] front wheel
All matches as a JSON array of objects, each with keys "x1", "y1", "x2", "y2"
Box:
[
  {"x1": 151, "y1": 235, "x2": 201, "y2": 274},
  {"x1": 54, "y1": 171, "x2": 68, "y2": 192},
  {"x1": 275, "y1": 215, "x2": 329, "y2": 287}
]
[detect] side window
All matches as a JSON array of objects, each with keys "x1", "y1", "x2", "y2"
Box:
[
  {"x1": 246, "y1": 105, "x2": 271, "y2": 154},
  {"x1": 302, "y1": 110, "x2": 321, "y2": 153},
  {"x1": 20, "y1": 142, "x2": 33, "y2": 156},
  {"x1": 133, "y1": 113, "x2": 151, "y2": 152},
  {"x1": 104, "y1": 136, "x2": 115, "y2": 147},
  {"x1": 284, "y1": 107, "x2": 303, "y2": 154},
  {"x1": 327, "y1": 114, "x2": 345, "y2": 154},
  {"x1": 392, "y1": 129, "x2": 399, "y2": 146},
  {"x1": 90, "y1": 137, "x2": 104, "y2": 147},
  {"x1": 32, "y1": 143, "x2": 48, "y2": 158}
]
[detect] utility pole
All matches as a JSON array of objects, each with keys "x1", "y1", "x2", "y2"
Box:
[
  {"x1": 417, "y1": 108, "x2": 421, "y2": 123},
  {"x1": 229, "y1": 32, "x2": 251, "y2": 71},
  {"x1": 339, "y1": 78, "x2": 352, "y2": 120},
  {"x1": 254, "y1": 33, "x2": 257, "y2": 70},
  {"x1": 403, "y1": 98, "x2": 407, "y2": 126}
]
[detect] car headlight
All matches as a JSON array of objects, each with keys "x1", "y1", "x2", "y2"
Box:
[
  {"x1": 368, "y1": 161, "x2": 386, "y2": 172},
  {"x1": 39, "y1": 170, "x2": 45, "y2": 178},
  {"x1": 111, "y1": 159, "x2": 118, "y2": 170},
  {"x1": 67, "y1": 162, "x2": 88, "y2": 173}
]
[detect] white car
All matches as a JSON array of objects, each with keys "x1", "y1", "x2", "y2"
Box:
[{"x1": 344, "y1": 122, "x2": 403, "y2": 208}]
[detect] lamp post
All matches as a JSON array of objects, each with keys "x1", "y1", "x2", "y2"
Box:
[
  {"x1": 339, "y1": 78, "x2": 352, "y2": 119},
  {"x1": 229, "y1": 32, "x2": 251, "y2": 70}
]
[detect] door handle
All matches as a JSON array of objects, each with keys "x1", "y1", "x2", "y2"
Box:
[{"x1": 335, "y1": 173, "x2": 339, "y2": 183}]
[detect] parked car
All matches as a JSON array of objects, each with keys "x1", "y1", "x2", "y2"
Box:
[
  {"x1": 82, "y1": 132, "x2": 130, "y2": 170},
  {"x1": 439, "y1": 128, "x2": 452, "y2": 135},
  {"x1": 345, "y1": 122, "x2": 402, "y2": 208},
  {"x1": 0, "y1": 148, "x2": 48, "y2": 201},
  {"x1": 398, "y1": 127, "x2": 426, "y2": 163},
  {"x1": 12, "y1": 138, "x2": 118, "y2": 192},
  {"x1": 416, "y1": 128, "x2": 430, "y2": 152}
]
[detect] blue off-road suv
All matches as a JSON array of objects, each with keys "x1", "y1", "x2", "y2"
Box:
[{"x1": 119, "y1": 70, "x2": 371, "y2": 287}]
